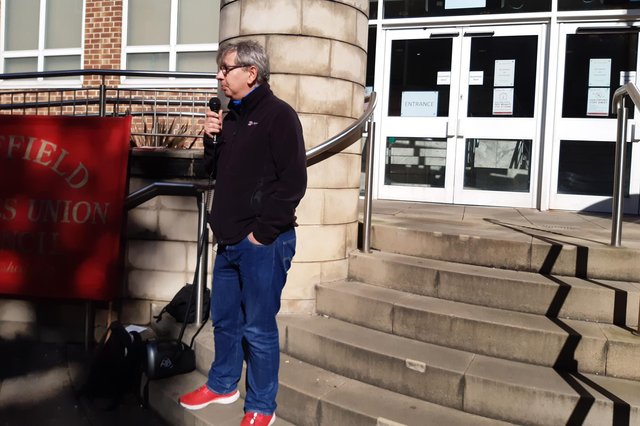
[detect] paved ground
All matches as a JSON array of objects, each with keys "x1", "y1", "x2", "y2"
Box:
[
  {"x1": 364, "y1": 199, "x2": 640, "y2": 250},
  {"x1": 0, "y1": 335, "x2": 168, "y2": 426}
]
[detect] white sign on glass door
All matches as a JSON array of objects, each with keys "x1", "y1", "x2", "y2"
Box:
[
  {"x1": 469, "y1": 71, "x2": 484, "y2": 85},
  {"x1": 437, "y1": 71, "x2": 452, "y2": 85},
  {"x1": 492, "y1": 88, "x2": 514, "y2": 115},
  {"x1": 401, "y1": 91, "x2": 439, "y2": 117},
  {"x1": 445, "y1": 0, "x2": 486, "y2": 9},
  {"x1": 586, "y1": 87, "x2": 610, "y2": 117},
  {"x1": 494, "y1": 60, "x2": 515, "y2": 87},
  {"x1": 588, "y1": 58, "x2": 611, "y2": 87}
]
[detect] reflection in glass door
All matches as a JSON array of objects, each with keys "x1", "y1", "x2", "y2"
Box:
[
  {"x1": 551, "y1": 24, "x2": 640, "y2": 212},
  {"x1": 378, "y1": 25, "x2": 544, "y2": 207}
]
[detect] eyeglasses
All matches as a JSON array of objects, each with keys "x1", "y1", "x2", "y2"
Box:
[{"x1": 218, "y1": 63, "x2": 246, "y2": 77}]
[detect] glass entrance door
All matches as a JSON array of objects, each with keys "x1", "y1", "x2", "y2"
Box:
[
  {"x1": 378, "y1": 25, "x2": 545, "y2": 207},
  {"x1": 550, "y1": 23, "x2": 640, "y2": 213},
  {"x1": 378, "y1": 28, "x2": 461, "y2": 203}
]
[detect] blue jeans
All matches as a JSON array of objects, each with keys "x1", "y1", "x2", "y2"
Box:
[{"x1": 206, "y1": 228, "x2": 295, "y2": 415}]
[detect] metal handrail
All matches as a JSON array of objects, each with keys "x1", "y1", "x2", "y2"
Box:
[
  {"x1": 610, "y1": 83, "x2": 640, "y2": 246},
  {"x1": 306, "y1": 92, "x2": 378, "y2": 252},
  {"x1": 306, "y1": 92, "x2": 377, "y2": 163}
]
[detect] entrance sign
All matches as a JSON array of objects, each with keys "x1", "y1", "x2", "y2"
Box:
[
  {"x1": 0, "y1": 115, "x2": 131, "y2": 301},
  {"x1": 401, "y1": 91, "x2": 439, "y2": 117}
]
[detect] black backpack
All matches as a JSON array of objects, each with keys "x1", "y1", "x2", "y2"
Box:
[
  {"x1": 153, "y1": 283, "x2": 210, "y2": 324},
  {"x1": 79, "y1": 321, "x2": 146, "y2": 409},
  {"x1": 141, "y1": 283, "x2": 210, "y2": 406}
]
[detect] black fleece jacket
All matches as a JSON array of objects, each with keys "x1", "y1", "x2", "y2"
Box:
[{"x1": 204, "y1": 84, "x2": 307, "y2": 245}]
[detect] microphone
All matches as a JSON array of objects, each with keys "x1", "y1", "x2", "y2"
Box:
[
  {"x1": 208, "y1": 97, "x2": 221, "y2": 143},
  {"x1": 209, "y1": 97, "x2": 221, "y2": 113}
]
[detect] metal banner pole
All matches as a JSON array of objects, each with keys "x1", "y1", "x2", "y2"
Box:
[{"x1": 195, "y1": 194, "x2": 208, "y2": 325}]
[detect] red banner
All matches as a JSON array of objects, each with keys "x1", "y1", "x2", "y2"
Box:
[{"x1": 0, "y1": 115, "x2": 131, "y2": 301}]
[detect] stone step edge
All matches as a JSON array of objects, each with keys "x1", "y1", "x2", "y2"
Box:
[
  {"x1": 150, "y1": 345, "x2": 509, "y2": 426},
  {"x1": 278, "y1": 314, "x2": 640, "y2": 424},
  {"x1": 348, "y1": 249, "x2": 640, "y2": 325},
  {"x1": 316, "y1": 279, "x2": 640, "y2": 379},
  {"x1": 148, "y1": 368, "x2": 296, "y2": 426},
  {"x1": 369, "y1": 221, "x2": 640, "y2": 281}
]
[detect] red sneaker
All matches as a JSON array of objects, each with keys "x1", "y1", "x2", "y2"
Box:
[
  {"x1": 240, "y1": 412, "x2": 276, "y2": 426},
  {"x1": 178, "y1": 385, "x2": 239, "y2": 410}
]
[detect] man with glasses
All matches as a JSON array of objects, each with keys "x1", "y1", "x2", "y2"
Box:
[{"x1": 178, "y1": 40, "x2": 307, "y2": 426}]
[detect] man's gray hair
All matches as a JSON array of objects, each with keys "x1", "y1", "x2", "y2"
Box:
[{"x1": 217, "y1": 40, "x2": 270, "y2": 84}]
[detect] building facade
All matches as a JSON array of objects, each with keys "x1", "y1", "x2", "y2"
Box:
[
  {"x1": 0, "y1": 0, "x2": 369, "y2": 322},
  {"x1": 3, "y1": 1, "x2": 640, "y2": 215},
  {"x1": 367, "y1": 0, "x2": 640, "y2": 214}
]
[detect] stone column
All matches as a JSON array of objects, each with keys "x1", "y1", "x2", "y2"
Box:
[{"x1": 219, "y1": 0, "x2": 369, "y2": 313}]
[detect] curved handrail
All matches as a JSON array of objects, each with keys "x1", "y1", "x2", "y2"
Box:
[
  {"x1": 612, "y1": 82, "x2": 640, "y2": 114},
  {"x1": 306, "y1": 92, "x2": 377, "y2": 164},
  {"x1": 610, "y1": 82, "x2": 640, "y2": 247}
]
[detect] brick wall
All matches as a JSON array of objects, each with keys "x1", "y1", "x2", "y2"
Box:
[{"x1": 84, "y1": 0, "x2": 123, "y2": 86}]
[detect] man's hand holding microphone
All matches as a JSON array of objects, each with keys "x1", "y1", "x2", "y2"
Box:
[{"x1": 204, "y1": 97, "x2": 222, "y2": 141}]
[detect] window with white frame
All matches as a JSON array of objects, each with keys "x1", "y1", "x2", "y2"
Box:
[
  {"x1": 123, "y1": 0, "x2": 219, "y2": 83},
  {"x1": 1, "y1": 0, "x2": 83, "y2": 80}
]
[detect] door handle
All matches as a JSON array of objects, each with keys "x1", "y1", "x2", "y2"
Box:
[
  {"x1": 430, "y1": 32, "x2": 460, "y2": 39},
  {"x1": 463, "y1": 31, "x2": 495, "y2": 38},
  {"x1": 446, "y1": 121, "x2": 454, "y2": 138},
  {"x1": 446, "y1": 120, "x2": 464, "y2": 139}
]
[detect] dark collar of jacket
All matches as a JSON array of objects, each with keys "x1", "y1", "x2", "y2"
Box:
[{"x1": 226, "y1": 83, "x2": 271, "y2": 116}]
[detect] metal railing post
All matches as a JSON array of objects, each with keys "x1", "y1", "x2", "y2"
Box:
[
  {"x1": 195, "y1": 193, "x2": 209, "y2": 325},
  {"x1": 611, "y1": 97, "x2": 629, "y2": 247},
  {"x1": 99, "y1": 74, "x2": 106, "y2": 117},
  {"x1": 362, "y1": 119, "x2": 375, "y2": 253}
]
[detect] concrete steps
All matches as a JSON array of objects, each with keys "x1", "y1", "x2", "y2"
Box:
[
  {"x1": 278, "y1": 314, "x2": 640, "y2": 425},
  {"x1": 316, "y1": 279, "x2": 640, "y2": 380},
  {"x1": 149, "y1": 371, "x2": 251, "y2": 426},
  {"x1": 146, "y1": 211, "x2": 640, "y2": 425},
  {"x1": 348, "y1": 250, "x2": 640, "y2": 326},
  {"x1": 370, "y1": 220, "x2": 640, "y2": 281},
  {"x1": 148, "y1": 324, "x2": 505, "y2": 425}
]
